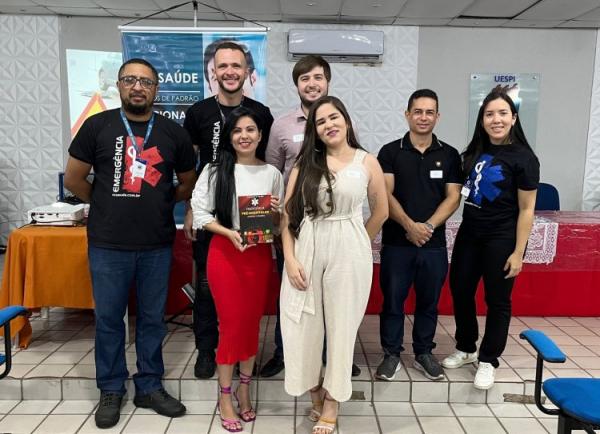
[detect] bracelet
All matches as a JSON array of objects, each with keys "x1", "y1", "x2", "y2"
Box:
[{"x1": 423, "y1": 222, "x2": 434, "y2": 231}]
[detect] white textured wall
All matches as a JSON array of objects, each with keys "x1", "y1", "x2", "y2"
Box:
[
  {"x1": 265, "y1": 23, "x2": 419, "y2": 154},
  {"x1": 418, "y1": 27, "x2": 596, "y2": 211},
  {"x1": 0, "y1": 16, "x2": 63, "y2": 243},
  {"x1": 583, "y1": 30, "x2": 600, "y2": 211}
]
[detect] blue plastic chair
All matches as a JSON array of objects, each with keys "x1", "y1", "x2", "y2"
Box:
[
  {"x1": 0, "y1": 306, "x2": 28, "y2": 379},
  {"x1": 520, "y1": 329, "x2": 600, "y2": 434},
  {"x1": 535, "y1": 182, "x2": 560, "y2": 211}
]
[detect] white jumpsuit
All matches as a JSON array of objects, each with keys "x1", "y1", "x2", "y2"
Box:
[{"x1": 281, "y1": 149, "x2": 372, "y2": 402}]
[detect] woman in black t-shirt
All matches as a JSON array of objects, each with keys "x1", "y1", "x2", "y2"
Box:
[{"x1": 441, "y1": 91, "x2": 539, "y2": 390}]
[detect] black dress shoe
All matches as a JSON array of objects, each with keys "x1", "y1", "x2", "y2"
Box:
[
  {"x1": 259, "y1": 355, "x2": 284, "y2": 377},
  {"x1": 95, "y1": 392, "x2": 123, "y2": 429},
  {"x1": 133, "y1": 388, "x2": 186, "y2": 418},
  {"x1": 194, "y1": 351, "x2": 216, "y2": 379},
  {"x1": 351, "y1": 363, "x2": 361, "y2": 377}
]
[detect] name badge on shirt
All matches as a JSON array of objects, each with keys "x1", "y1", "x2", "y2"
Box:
[
  {"x1": 293, "y1": 133, "x2": 304, "y2": 143},
  {"x1": 430, "y1": 170, "x2": 443, "y2": 179},
  {"x1": 132, "y1": 158, "x2": 147, "y2": 178}
]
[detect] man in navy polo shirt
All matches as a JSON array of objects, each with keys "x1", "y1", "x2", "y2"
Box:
[{"x1": 376, "y1": 89, "x2": 462, "y2": 381}]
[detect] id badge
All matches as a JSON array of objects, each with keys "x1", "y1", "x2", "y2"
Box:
[
  {"x1": 132, "y1": 158, "x2": 147, "y2": 178},
  {"x1": 461, "y1": 179, "x2": 472, "y2": 198},
  {"x1": 430, "y1": 170, "x2": 443, "y2": 179}
]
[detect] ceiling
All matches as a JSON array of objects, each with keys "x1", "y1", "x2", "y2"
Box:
[{"x1": 2, "y1": 0, "x2": 600, "y2": 29}]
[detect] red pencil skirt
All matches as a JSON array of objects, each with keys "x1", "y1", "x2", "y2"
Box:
[{"x1": 206, "y1": 234, "x2": 273, "y2": 365}]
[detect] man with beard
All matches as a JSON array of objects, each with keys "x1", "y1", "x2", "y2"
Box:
[
  {"x1": 183, "y1": 41, "x2": 273, "y2": 379},
  {"x1": 375, "y1": 89, "x2": 462, "y2": 382},
  {"x1": 64, "y1": 58, "x2": 196, "y2": 428},
  {"x1": 261, "y1": 55, "x2": 361, "y2": 379}
]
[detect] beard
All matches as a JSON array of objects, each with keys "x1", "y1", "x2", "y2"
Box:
[
  {"x1": 121, "y1": 94, "x2": 152, "y2": 116},
  {"x1": 217, "y1": 76, "x2": 244, "y2": 95},
  {"x1": 300, "y1": 92, "x2": 326, "y2": 111}
]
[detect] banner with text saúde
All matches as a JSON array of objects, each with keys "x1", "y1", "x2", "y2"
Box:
[{"x1": 120, "y1": 27, "x2": 268, "y2": 125}]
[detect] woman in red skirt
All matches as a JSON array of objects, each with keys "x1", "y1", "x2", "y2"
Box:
[{"x1": 191, "y1": 107, "x2": 284, "y2": 432}]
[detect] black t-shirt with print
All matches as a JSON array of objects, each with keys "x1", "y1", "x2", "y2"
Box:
[
  {"x1": 462, "y1": 142, "x2": 540, "y2": 238},
  {"x1": 68, "y1": 108, "x2": 195, "y2": 250},
  {"x1": 183, "y1": 96, "x2": 274, "y2": 173}
]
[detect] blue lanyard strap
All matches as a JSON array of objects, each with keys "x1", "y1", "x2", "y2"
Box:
[{"x1": 120, "y1": 109, "x2": 155, "y2": 157}]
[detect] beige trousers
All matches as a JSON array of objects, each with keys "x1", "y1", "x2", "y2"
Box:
[{"x1": 280, "y1": 217, "x2": 372, "y2": 402}]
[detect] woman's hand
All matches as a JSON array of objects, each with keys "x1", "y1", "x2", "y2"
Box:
[
  {"x1": 503, "y1": 252, "x2": 523, "y2": 278},
  {"x1": 271, "y1": 195, "x2": 281, "y2": 226},
  {"x1": 285, "y1": 257, "x2": 308, "y2": 290},
  {"x1": 270, "y1": 195, "x2": 281, "y2": 213},
  {"x1": 227, "y1": 229, "x2": 252, "y2": 252}
]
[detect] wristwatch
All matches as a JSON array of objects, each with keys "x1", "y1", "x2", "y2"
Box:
[{"x1": 423, "y1": 222, "x2": 434, "y2": 231}]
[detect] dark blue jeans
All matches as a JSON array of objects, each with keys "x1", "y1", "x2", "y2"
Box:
[
  {"x1": 89, "y1": 245, "x2": 172, "y2": 395},
  {"x1": 379, "y1": 245, "x2": 448, "y2": 356}
]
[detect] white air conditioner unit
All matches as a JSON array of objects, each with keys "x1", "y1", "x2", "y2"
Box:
[{"x1": 288, "y1": 29, "x2": 384, "y2": 64}]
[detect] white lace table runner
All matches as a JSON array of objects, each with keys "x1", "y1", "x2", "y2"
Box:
[{"x1": 371, "y1": 216, "x2": 558, "y2": 265}]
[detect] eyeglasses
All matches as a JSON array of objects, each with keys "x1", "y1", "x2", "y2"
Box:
[{"x1": 118, "y1": 75, "x2": 157, "y2": 89}]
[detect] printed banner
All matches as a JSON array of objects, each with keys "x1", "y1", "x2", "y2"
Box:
[
  {"x1": 120, "y1": 28, "x2": 268, "y2": 125},
  {"x1": 66, "y1": 49, "x2": 122, "y2": 137},
  {"x1": 469, "y1": 73, "x2": 541, "y2": 148}
]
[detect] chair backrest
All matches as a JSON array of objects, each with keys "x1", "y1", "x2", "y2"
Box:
[{"x1": 535, "y1": 182, "x2": 560, "y2": 211}]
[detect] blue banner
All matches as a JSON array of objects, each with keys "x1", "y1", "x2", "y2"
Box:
[{"x1": 121, "y1": 29, "x2": 268, "y2": 125}]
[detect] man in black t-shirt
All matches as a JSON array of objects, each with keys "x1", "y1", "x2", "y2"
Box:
[
  {"x1": 375, "y1": 89, "x2": 462, "y2": 382},
  {"x1": 65, "y1": 59, "x2": 196, "y2": 429},
  {"x1": 182, "y1": 41, "x2": 273, "y2": 379}
]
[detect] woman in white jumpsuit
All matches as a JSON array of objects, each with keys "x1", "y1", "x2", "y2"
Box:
[{"x1": 280, "y1": 96, "x2": 388, "y2": 434}]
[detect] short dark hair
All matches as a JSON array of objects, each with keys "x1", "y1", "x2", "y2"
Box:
[
  {"x1": 203, "y1": 39, "x2": 254, "y2": 83},
  {"x1": 407, "y1": 88, "x2": 439, "y2": 112},
  {"x1": 118, "y1": 58, "x2": 158, "y2": 83},
  {"x1": 292, "y1": 55, "x2": 331, "y2": 86}
]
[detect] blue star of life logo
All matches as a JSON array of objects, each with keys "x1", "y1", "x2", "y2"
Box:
[{"x1": 468, "y1": 153, "x2": 504, "y2": 206}]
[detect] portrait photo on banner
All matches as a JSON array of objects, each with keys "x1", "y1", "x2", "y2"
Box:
[{"x1": 120, "y1": 29, "x2": 268, "y2": 125}]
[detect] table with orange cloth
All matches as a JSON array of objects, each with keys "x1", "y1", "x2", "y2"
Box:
[
  {"x1": 0, "y1": 225, "x2": 196, "y2": 348},
  {"x1": 0, "y1": 226, "x2": 94, "y2": 348}
]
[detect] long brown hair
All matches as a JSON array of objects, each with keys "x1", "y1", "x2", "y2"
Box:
[{"x1": 286, "y1": 96, "x2": 363, "y2": 237}]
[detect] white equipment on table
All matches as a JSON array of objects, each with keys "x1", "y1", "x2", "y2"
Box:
[{"x1": 27, "y1": 202, "x2": 86, "y2": 226}]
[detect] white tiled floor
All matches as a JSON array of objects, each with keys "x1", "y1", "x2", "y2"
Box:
[
  {"x1": 1, "y1": 253, "x2": 599, "y2": 432},
  {"x1": 2, "y1": 311, "x2": 599, "y2": 432}
]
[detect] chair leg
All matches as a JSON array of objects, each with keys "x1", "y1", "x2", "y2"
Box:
[{"x1": 557, "y1": 415, "x2": 572, "y2": 434}]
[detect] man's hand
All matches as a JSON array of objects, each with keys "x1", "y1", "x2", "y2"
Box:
[
  {"x1": 183, "y1": 208, "x2": 196, "y2": 241},
  {"x1": 405, "y1": 221, "x2": 433, "y2": 247}
]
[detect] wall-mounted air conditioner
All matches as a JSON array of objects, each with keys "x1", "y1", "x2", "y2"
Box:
[{"x1": 287, "y1": 29, "x2": 384, "y2": 64}]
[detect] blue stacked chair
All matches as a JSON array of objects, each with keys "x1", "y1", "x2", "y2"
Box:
[
  {"x1": 520, "y1": 329, "x2": 600, "y2": 434},
  {"x1": 0, "y1": 305, "x2": 28, "y2": 379}
]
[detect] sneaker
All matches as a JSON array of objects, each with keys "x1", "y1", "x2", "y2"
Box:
[
  {"x1": 194, "y1": 351, "x2": 216, "y2": 379},
  {"x1": 95, "y1": 392, "x2": 123, "y2": 429},
  {"x1": 351, "y1": 363, "x2": 361, "y2": 377},
  {"x1": 375, "y1": 355, "x2": 401, "y2": 381},
  {"x1": 474, "y1": 362, "x2": 495, "y2": 389},
  {"x1": 133, "y1": 388, "x2": 186, "y2": 418},
  {"x1": 413, "y1": 353, "x2": 444, "y2": 380},
  {"x1": 259, "y1": 355, "x2": 284, "y2": 377},
  {"x1": 441, "y1": 350, "x2": 478, "y2": 369}
]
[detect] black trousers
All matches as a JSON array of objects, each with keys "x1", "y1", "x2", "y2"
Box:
[
  {"x1": 192, "y1": 231, "x2": 218, "y2": 353},
  {"x1": 449, "y1": 226, "x2": 517, "y2": 368}
]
